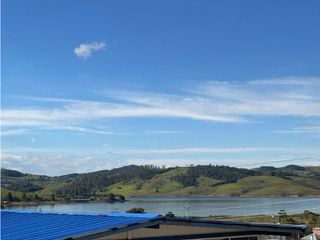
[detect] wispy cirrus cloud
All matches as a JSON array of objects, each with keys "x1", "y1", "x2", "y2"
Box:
[
  {"x1": 1, "y1": 96, "x2": 241, "y2": 128},
  {"x1": 4, "y1": 76, "x2": 319, "y2": 174},
  {"x1": 105, "y1": 76, "x2": 320, "y2": 118},
  {"x1": 275, "y1": 124, "x2": 320, "y2": 134},
  {"x1": 249, "y1": 76, "x2": 320, "y2": 86},
  {"x1": 144, "y1": 130, "x2": 186, "y2": 135},
  {"x1": 1, "y1": 125, "x2": 129, "y2": 137},
  {"x1": 44, "y1": 126, "x2": 116, "y2": 135},
  {"x1": 187, "y1": 77, "x2": 320, "y2": 117},
  {"x1": 74, "y1": 42, "x2": 106, "y2": 59},
  {"x1": 2, "y1": 76, "x2": 320, "y2": 131},
  {"x1": 1, "y1": 128, "x2": 29, "y2": 136}
]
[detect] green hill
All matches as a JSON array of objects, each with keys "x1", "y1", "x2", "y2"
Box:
[
  {"x1": 1, "y1": 165, "x2": 320, "y2": 200},
  {"x1": 107, "y1": 169, "x2": 320, "y2": 197}
]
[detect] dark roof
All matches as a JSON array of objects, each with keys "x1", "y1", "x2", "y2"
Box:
[
  {"x1": 1, "y1": 210, "x2": 163, "y2": 240},
  {"x1": 166, "y1": 217, "x2": 307, "y2": 233}
]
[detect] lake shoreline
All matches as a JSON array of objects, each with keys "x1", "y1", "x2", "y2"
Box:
[
  {"x1": 128, "y1": 194, "x2": 320, "y2": 198},
  {"x1": 2, "y1": 198, "x2": 129, "y2": 208},
  {"x1": 3, "y1": 195, "x2": 320, "y2": 208}
]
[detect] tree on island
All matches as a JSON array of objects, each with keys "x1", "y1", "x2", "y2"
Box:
[
  {"x1": 115, "y1": 194, "x2": 125, "y2": 202},
  {"x1": 127, "y1": 208, "x2": 145, "y2": 214},
  {"x1": 106, "y1": 193, "x2": 115, "y2": 202},
  {"x1": 6, "y1": 192, "x2": 13, "y2": 202},
  {"x1": 165, "y1": 212, "x2": 175, "y2": 218}
]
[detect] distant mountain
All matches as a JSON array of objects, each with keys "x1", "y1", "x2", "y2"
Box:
[{"x1": 2, "y1": 164, "x2": 320, "y2": 199}]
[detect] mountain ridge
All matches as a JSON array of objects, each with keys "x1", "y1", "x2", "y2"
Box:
[{"x1": 1, "y1": 164, "x2": 320, "y2": 200}]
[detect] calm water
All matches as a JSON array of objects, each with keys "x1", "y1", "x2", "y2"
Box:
[{"x1": 8, "y1": 197, "x2": 320, "y2": 217}]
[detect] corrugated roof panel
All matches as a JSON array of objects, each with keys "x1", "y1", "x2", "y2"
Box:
[{"x1": 1, "y1": 210, "x2": 162, "y2": 240}]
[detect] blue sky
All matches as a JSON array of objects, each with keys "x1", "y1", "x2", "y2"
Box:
[{"x1": 2, "y1": 0, "x2": 320, "y2": 175}]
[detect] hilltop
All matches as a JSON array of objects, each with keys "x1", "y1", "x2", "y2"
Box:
[{"x1": 1, "y1": 164, "x2": 320, "y2": 203}]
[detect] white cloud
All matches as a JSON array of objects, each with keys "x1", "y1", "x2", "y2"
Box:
[
  {"x1": 1, "y1": 152, "x2": 127, "y2": 176},
  {"x1": 1, "y1": 129, "x2": 28, "y2": 136},
  {"x1": 144, "y1": 130, "x2": 186, "y2": 135},
  {"x1": 74, "y1": 42, "x2": 106, "y2": 59},
  {"x1": 1, "y1": 98, "x2": 241, "y2": 128},
  {"x1": 275, "y1": 124, "x2": 320, "y2": 134},
  {"x1": 112, "y1": 147, "x2": 320, "y2": 155},
  {"x1": 2, "y1": 76, "x2": 320, "y2": 131},
  {"x1": 45, "y1": 126, "x2": 115, "y2": 135},
  {"x1": 188, "y1": 79, "x2": 320, "y2": 117},
  {"x1": 2, "y1": 149, "x2": 319, "y2": 176},
  {"x1": 249, "y1": 76, "x2": 320, "y2": 85}
]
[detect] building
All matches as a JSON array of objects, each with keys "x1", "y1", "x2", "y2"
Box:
[{"x1": 1, "y1": 210, "x2": 307, "y2": 240}]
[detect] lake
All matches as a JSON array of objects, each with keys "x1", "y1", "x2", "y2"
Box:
[{"x1": 8, "y1": 196, "x2": 320, "y2": 217}]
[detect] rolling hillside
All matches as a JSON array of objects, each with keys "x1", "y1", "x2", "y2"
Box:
[
  {"x1": 2, "y1": 165, "x2": 320, "y2": 201},
  {"x1": 107, "y1": 168, "x2": 320, "y2": 197}
]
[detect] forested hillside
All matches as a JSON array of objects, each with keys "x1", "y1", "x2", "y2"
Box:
[
  {"x1": 2, "y1": 164, "x2": 320, "y2": 201},
  {"x1": 55, "y1": 165, "x2": 166, "y2": 197}
]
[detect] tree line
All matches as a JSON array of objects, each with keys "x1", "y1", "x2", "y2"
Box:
[
  {"x1": 2, "y1": 192, "x2": 56, "y2": 203},
  {"x1": 171, "y1": 165, "x2": 256, "y2": 186},
  {"x1": 170, "y1": 165, "x2": 304, "y2": 187}
]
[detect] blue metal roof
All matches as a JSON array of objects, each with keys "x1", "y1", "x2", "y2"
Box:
[{"x1": 1, "y1": 210, "x2": 163, "y2": 240}]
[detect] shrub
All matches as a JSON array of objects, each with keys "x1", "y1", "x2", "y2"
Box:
[
  {"x1": 127, "y1": 208, "x2": 145, "y2": 214},
  {"x1": 165, "y1": 212, "x2": 175, "y2": 218}
]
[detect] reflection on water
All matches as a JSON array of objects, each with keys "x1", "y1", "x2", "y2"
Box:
[{"x1": 8, "y1": 196, "x2": 320, "y2": 217}]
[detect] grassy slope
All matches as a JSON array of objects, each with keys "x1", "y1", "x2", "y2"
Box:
[
  {"x1": 37, "y1": 181, "x2": 67, "y2": 197},
  {"x1": 108, "y1": 169, "x2": 320, "y2": 197},
  {"x1": 212, "y1": 176, "x2": 320, "y2": 196},
  {"x1": 3, "y1": 166, "x2": 320, "y2": 198},
  {"x1": 107, "y1": 168, "x2": 189, "y2": 196}
]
